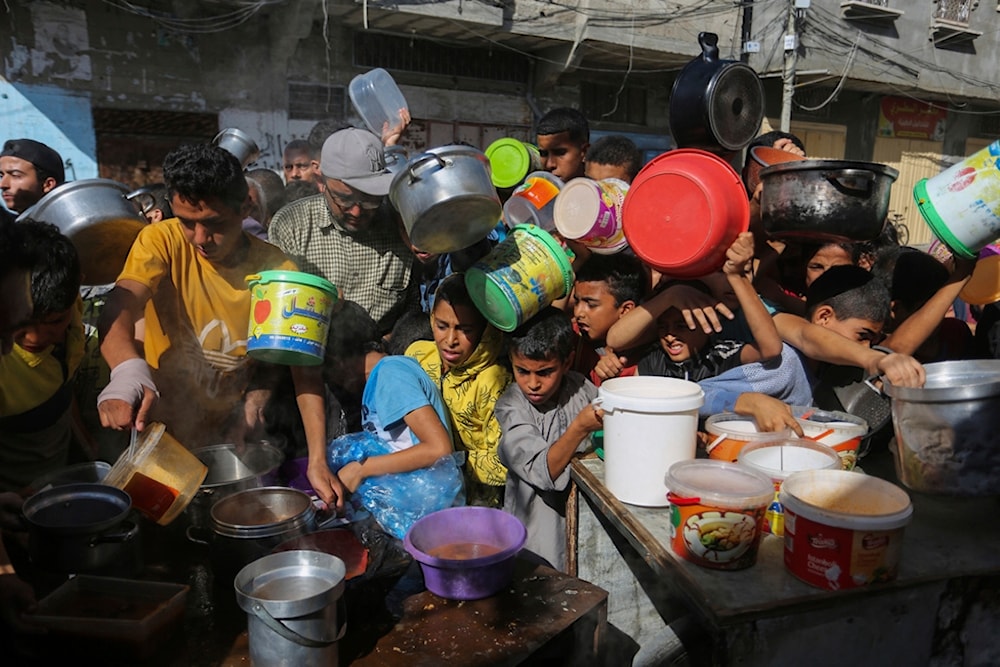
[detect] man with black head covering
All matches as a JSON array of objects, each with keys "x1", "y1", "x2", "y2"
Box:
[{"x1": 0, "y1": 139, "x2": 65, "y2": 223}]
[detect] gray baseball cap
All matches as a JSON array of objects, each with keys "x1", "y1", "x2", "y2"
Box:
[{"x1": 320, "y1": 128, "x2": 394, "y2": 196}]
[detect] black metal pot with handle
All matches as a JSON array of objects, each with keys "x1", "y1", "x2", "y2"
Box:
[
  {"x1": 669, "y1": 32, "x2": 765, "y2": 154},
  {"x1": 759, "y1": 159, "x2": 899, "y2": 242},
  {"x1": 22, "y1": 483, "x2": 139, "y2": 573}
]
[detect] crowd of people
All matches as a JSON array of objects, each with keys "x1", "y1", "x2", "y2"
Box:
[{"x1": 0, "y1": 106, "x2": 995, "y2": 634}]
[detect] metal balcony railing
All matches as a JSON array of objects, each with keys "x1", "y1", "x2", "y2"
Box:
[{"x1": 934, "y1": 0, "x2": 978, "y2": 25}]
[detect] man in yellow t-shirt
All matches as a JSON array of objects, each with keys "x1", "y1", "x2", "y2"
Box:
[{"x1": 97, "y1": 144, "x2": 346, "y2": 509}]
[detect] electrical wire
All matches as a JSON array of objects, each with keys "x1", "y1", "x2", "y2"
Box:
[{"x1": 100, "y1": 0, "x2": 275, "y2": 34}]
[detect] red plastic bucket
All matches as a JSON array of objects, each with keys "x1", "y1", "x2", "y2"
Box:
[{"x1": 622, "y1": 149, "x2": 749, "y2": 278}]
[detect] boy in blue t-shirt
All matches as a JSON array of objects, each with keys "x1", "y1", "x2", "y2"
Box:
[{"x1": 322, "y1": 302, "x2": 454, "y2": 493}]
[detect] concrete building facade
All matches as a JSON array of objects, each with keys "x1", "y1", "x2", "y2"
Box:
[{"x1": 2, "y1": 0, "x2": 998, "y2": 240}]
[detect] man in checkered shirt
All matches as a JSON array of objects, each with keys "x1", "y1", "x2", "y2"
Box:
[{"x1": 270, "y1": 128, "x2": 414, "y2": 333}]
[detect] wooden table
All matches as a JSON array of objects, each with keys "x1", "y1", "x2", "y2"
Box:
[
  {"x1": 222, "y1": 559, "x2": 608, "y2": 666},
  {"x1": 569, "y1": 452, "x2": 1000, "y2": 666}
]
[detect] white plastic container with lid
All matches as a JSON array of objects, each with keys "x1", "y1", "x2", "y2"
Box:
[
  {"x1": 595, "y1": 376, "x2": 704, "y2": 507},
  {"x1": 349, "y1": 68, "x2": 409, "y2": 137}
]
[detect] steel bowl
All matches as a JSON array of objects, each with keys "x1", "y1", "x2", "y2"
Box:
[
  {"x1": 186, "y1": 443, "x2": 284, "y2": 534},
  {"x1": 884, "y1": 360, "x2": 1000, "y2": 496},
  {"x1": 18, "y1": 179, "x2": 147, "y2": 285}
]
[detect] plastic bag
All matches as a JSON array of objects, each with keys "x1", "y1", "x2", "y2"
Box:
[{"x1": 327, "y1": 431, "x2": 465, "y2": 539}]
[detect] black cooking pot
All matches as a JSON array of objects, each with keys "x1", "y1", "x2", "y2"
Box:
[
  {"x1": 669, "y1": 32, "x2": 765, "y2": 153},
  {"x1": 759, "y1": 159, "x2": 900, "y2": 242},
  {"x1": 22, "y1": 483, "x2": 139, "y2": 573}
]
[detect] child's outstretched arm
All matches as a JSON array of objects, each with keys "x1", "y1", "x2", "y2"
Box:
[
  {"x1": 545, "y1": 404, "x2": 603, "y2": 481},
  {"x1": 606, "y1": 284, "x2": 734, "y2": 349},
  {"x1": 337, "y1": 406, "x2": 452, "y2": 492},
  {"x1": 724, "y1": 232, "x2": 783, "y2": 363}
]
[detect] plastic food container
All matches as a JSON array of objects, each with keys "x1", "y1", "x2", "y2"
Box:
[
  {"x1": 348, "y1": 67, "x2": 409, "y2": 137},
  {"x1": 704, "y1": 412, "x2": 791, "y2": 463},
  {"x1": 246, "y1": 270, "x2": 338, "y2": 366},
  {"x1": 103, "y1": 422, "x2": 207, "y2": 525},
  {"x1": 502, "y1": 171, "x2": 564, "y2": 231},
  {"x1": 664, "y1": 460, "x2": 774, "y2": 570},
  {"x1": 780, "y1": 469, "x2": 912, "y2": 590},
  {"x1": 404, "y1": 507, "x2": 526, "y2": 600},
  {"x1": 553, "y1": 177, "x2": 629, "y2": 253},
  {"x1": 485, "y1": 138, "x2": 543, "y2": 189},
  {"x1": 598, "y1": 376, "x2": 704, "y2": 507},
  {"x1": 737, "y1": 438, "x2": 841, "y2": 536},
  {"x1": 792, "y1": 407, "x2": 868, "y2": 470}
]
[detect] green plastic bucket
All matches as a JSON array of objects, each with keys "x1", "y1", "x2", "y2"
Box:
[
  {"x1": 485, "y1": 138, "x2": 542, "y2": 189},
  {"x1": 464, "y1": 225, "x2": 573, "y2": 332},
  {"x1": 246, "y1": 271, "x2": 337, "y2": 366},
  {"x1": 914, "y1": 140, "x2": 1000, "y2": 260}
]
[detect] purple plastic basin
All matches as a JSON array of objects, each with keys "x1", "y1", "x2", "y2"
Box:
[{"x1": 403, "y1": 507, "x2": 527, "y2": 600}]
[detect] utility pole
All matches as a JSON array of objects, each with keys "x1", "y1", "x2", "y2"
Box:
[{"x1": 780, "y1": 0, "x2": 808, "y2": 132}]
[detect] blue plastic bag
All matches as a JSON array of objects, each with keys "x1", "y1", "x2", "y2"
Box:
[{"x1": 327, "y1": 431, "x2": 465, "y2": 539}]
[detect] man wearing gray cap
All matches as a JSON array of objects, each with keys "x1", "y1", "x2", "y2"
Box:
[
  {"x1": 0, "y1": 138, "x2": 65, "y2": 224},
  {"x1": 269, "y1": 128, "x2": 413, "y2": 333}
]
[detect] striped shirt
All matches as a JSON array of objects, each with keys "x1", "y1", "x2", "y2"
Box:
[{"x1": 270, "y1": 194, "x2": 415, "y2": 331}]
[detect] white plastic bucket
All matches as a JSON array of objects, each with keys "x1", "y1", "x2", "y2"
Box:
[
  {"x1": 596, "y1": 376, "x2": 704, "y2": 507},
  {"x1": 914, "y1": 140, "x2": 1000, "y2": 259}
]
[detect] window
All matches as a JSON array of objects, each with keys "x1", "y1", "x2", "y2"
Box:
[
  {"x1": 934, "y1": 0, "x2": 978, "y2": 24},
  {"x1": 288, "y1": 82, "x2": 345, "y2": 121},
  {"x1": 581, "y1": 83, "x2": 647, "y2": 126}
]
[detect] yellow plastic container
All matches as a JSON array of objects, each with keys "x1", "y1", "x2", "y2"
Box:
[
  {"x1": 246, "y1": 271, "x2": 338, "y2": 366},
  {"x1": 103, "y1": 423, "x2": 207, "y2": 525}
]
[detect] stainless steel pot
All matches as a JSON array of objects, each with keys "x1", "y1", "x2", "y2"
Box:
[
  {"x1": 209, "y1": 487, "x2": 322, "y2": 584},
  {"x1": 18, "y1": 178, "x2": 147, "y2": 285},
  {"x1": 389, "y1": 145, "x2": 501, "y2": 255},
  {"x1": 214, "y1": 128, "x2": 261, "y2": 169},
  {"x1": 884, "y1": 360, "x2": 1000, "y2": 496},
  {"x1": 23, "y1": 483, "x2": 139, "y2": 573},
  {"x1": 669, "y1": 32, "x2": 765, "y2": 153},
  {"x1": 187, "y1": 443, "x2": 285, "y2": 536},
  {"x1": 759, "y1": 159, "x2": 899, "y2": 242}
]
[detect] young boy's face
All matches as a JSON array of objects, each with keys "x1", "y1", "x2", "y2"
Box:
[
  {"x1": 432, "y1": 300, "x2": 485, "y2": 373},
  {"x1": 510, "y1": 351, "x2": 572, "y2": 407},
  {"x1": 573, "y1": 281, "x2": 630, "y2": 346},
  {"x1": 810, "y1": 306, "x2": 883, "y2": 346},
  {"x1": 14, "y1": 307, "x2": 73, "y2": 354},
  {"x1": 805, "y1": 244, "x2": 853, "y2": 288},
  {"x1": 656, "y1": 307, "x2": 709, "y2": 362},
  {"x1": 584, "y1": 161, "x2": 631, "y2": 184},
  {"x1": 537, "y1": 132, "x2": 587, "y2": 181}
]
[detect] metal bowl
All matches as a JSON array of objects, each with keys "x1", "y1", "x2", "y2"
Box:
[
  {"x1": 18, "y1": 179, "x2": 146, "y2": 285},
  {"x1": 884, "y1": 360, "x2": 1000, "y2": 495}
]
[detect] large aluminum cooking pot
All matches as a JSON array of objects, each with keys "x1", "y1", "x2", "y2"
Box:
[
  {"x1": 759, "y1": 159, "x2": 899, "y2": 242},
  {"x1": 389, "y1": 145, "x2": 501, "y2": 255},
  {"x1": 18, "y1": 178, "x2": 146, "y2": 285},
  {"x1": 884, "y1": 360, "x2": 1000, "y2": 496},
  {"x1": 23, "y1": 483, "x2": 139, "y2": 573},
  {"x1": 187, "y1": 442, "x2": 284, "y2": 536},
  {"x1": 208, "y1": 487, "x2": 322, "y2": 584},
  {"x1": 669, "y1": 32, "x2": 765, "y2": 153}
]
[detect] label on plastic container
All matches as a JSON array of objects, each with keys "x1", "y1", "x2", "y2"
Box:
[
  {"x1": 667, "y1": 495, "x2": 765, "y2": 570},
  {"x1": 782, "y1": 508, "x2": 904, "y2": 590}
]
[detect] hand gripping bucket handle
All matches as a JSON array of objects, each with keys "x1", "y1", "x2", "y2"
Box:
[{"x1": 249, "y1": 597, "x2": 347, "y2": 648}]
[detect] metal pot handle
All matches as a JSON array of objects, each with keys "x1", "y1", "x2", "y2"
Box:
[
  {"x1": 89, "y1": 520, "x2": 139, "y2": 546},
  {"x1": 250, "y1": 601, "x2": 347, "y2": 647},
  {"x1": 406, "y1": 153, "x2": 448, "y2": 184},
  {"x1": 698, "y1": 32, "x2": 720, "y2": 63},
  {"x1": 823, "y1": 169, "x2": 875, "y2": 196}
]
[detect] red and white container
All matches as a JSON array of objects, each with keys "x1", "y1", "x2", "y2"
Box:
[
  {"x1": 780, "y1": 469, "x2": 912, "y2": 591},
  {"x1": 792, "y1": 407, "x2": 868, "y2": 470},
  {"x1": 503, "y1": 171, "x2": 564, "y2": 231},
  {"x1": 554, "y1": 177, "x2": 629, "y2": 253}
]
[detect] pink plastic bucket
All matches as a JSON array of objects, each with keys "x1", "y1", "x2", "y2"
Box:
[{"x1": 554, "y1": 177, "x2": 629, "y2": 252}]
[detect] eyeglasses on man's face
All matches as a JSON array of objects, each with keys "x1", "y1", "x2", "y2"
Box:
[{"x1": 325, "y1": 188, "x2": 381, "y2": 211}]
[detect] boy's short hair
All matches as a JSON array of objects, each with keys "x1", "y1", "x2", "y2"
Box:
[
  {"x1": 164, "y1": 143, "x2": 248, "y2": 212},
  {"x1": 283, "y1": 139, "x2": 316, "y2": 158},
  {"x1": 574, "y1": 253, "x2": 649, "y2": 306},
  {"x1": 887, "y1": 249, "x2": 949, "y2": 312},
  {"x1": 586, "y1": 135, "x2": 642, "y2": 181},
  {"x1": 537, "y1": 108, "x2": 590, "y2": 144},
  {"x1": 434, "y1": 273, "x2": 484, "y2": 323},
  {"x1": 508, "y1": 307, "x2": 576, "y2": 362},
  {"x1": 385, "y1": 309, "x2": 433, "y2": 355},
  {"x1": 19, "y1": 219, "x2": 81, "y2": 316},
  {"x1": 805, "y1": 265, "x2": 889, "y2": 325},
  {"x1": 325, "y1": 300, "x2": 383, "y2": 361}
]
